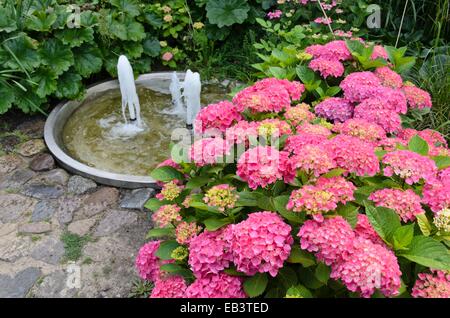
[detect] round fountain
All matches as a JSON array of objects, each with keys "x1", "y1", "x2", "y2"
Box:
[{"x1": 45, "y1": 56, "x2": 230, "y2": 188}]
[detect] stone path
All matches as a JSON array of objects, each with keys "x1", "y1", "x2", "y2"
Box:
[{"x1": 0, "y1": 116, "x2": 154, "y2": 298}]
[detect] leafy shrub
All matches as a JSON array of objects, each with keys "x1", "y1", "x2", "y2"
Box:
[{"x1": 136, "y1": 39, "x2": 450, "y2": 298}]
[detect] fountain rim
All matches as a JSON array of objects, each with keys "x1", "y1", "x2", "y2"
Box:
[{"x1": 44, "y1": 71, "x2": 189, "y2": 189}]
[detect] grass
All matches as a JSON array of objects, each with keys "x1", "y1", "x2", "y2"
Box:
[
  {"x1": 60, "y1": 232, "x2": 93, "y2": 262},
  {"x1": 406, "y1": 47, "x2": 450, "y2": 140}
]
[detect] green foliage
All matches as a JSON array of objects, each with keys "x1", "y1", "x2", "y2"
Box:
[
  {"x1": 206, "y1": 0, "x2": 251, "y2": 28},
  {"x1": 244, "y1": 273, "x2": 268, "y2": 297},
  {"x1": 60, "y1": 232, "x2": 93, "y2": 262}
]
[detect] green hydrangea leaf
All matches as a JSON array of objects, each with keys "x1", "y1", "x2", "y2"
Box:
[
  {"x1": 25, "y1": 10, "x2": 57, "y2": 32},
  {"x1": 399, "y1": 236, "x2": 450, "y2": 270},
  {"x1": 31, "y1": 68, "x2": 58, "y2": 98},
  {"x1": 0, "y1": 36, "x2": 40, "y2": 71},
  {"x1": 38, "y1": 39, "x2": 74, "y2": 76},
  {"x1": 0, "y1": 7, "x2": 17, "y2": 33},
  {"x1": 0, "y1": 85, "x2": 15, "y2": 114},
  {"x1": 206, "y1": 0, "x2": 250, "y2": 28},
  {"x1": 125, "y1": 42, "x2": 144, "y2": 58},
  {"x1": 55, "y1": 71, "x2": 84, "y2": 99},
  {"x1": 126, "y1": 20, "x2": 146, "y2": 41},
  {"x1": 73, "y1": 44, "x2": 103, "y2": 78},
  {"x1": 110, "y1": 0, "x2": 141, "y2": 17},
  {"x1": 55, "y1": 28, "x2": 95, "y2": 48},
  {"x1": 143, "y1": 37, "x2": 161, "y2": 57},
  {"x1": 244, "y1": 273, "x2": 268, "y2": 297}
]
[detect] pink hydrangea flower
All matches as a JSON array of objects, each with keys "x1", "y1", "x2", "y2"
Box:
[
  {"x1": 152, "y1": 204, "x2": 182, "y2": 227},
  {"x1": 296, "y1": 122, "x2": 332, "y2": 137},
  {"x1": 237, "y1": 146, "x2": 295, "y2": 189},
  {"x1": 227, "y1": 212, "x2": 293, "y2": 277},
  {"x1": 369, "y1": 189, "x2": 425, "y2": 222},
  {"x1": 403, "y1": 85, "x2": 432, "y2": 109},
  {"x1": 340, "y1": 72, "x2": 382, "y2": 103},
  {"x1": 135, "y1": 241, "x2": 171, "y2": 282},
  {"x1": 176, "y1": 221, "x2": 202, "y2": 245},
  {"x1": 371, "y1": 45, "x2": 389, "y2": 60},
  {"x1": 333, "y1": 118, "x2": 386, "y2": 144},
  {"x1": 305, "y1": 40, "x2": 352, "y2": 61},
  {"x1": 354, "y1": 102, "x2": 403, "y2": 133},
  {"x1": 289, "y1": 144, "x2": 336, "y2": 177},
  {"x1": 298, "y1": 216, "x2": 355, "y2": 265},
  {"x1": 189, "y1": 137, "x2": 231, "y2": 167},
  {"x1": 309, "y1": 58, "x2": 345, "y2": 78},
  {"x1": 382, "y1": 150, "x2": 437, "y2": 184},
  {"x1": 287, "y1": 177, "x2": 355, "y2": 221},
  {"x1": 284, "y1": 133, "x2": 328, "y2": 155},
  {"x1": 374, "y1": 67, "x2": 403, "y2": 89},
  {"x1": 252, "y1": 78, "x2": 305, "y2": 101},
  {"x1": 150, "y1": 276, "x2": 187, "y2": 298},
  {"x1": 185, "y1": 273, "x2": 246, "y2": 298},
  {"x1": 257, "y1": 118, "x2": 292, "y2": 138},
  {"x1": 330, "y1": 237, "x2": 401, "y2": 298},
  {"x1": 156, "y1": 181, "x2": 184, "y2": 201},
  {"x1": 188, "y1": 228, "x2": 233, "y2": 277},
  {"x1": 422, "y1": 177, "x2": 450, "y2": 213},
  {"x1": 314, "y1": 97, "x2": 354, "y2": 123},
  {"x1": 267, "y1": 9, "x2": 282, "y2": 19},
  {"x1": 412, "y1": 270, "x2": 450, "y2": 298},
  {"x1": 204, "y1": 184, "x2": 239, "y2": 212},
  {"x1": 225, "y1": 120, "x2": 258, "y2": 145},
  {"x1": 284, "y1": 103, "x2": 316, "y2": 126},
  {"x1": 354, "y1": 214, "x2": 385, "y2": 246},
  {"x1": 326, "y1": 135, "x2": 380, "y2": 176},
  {"x1": 195, "y1": 101, "x2": 243, "y2": 133}
]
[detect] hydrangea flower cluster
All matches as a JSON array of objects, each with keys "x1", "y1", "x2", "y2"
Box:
[
  {"x1": 237, "y1": 146, "x2": 294, "y2": 189},
  {"x1": 284, "y1": 133, "x2": 328, "y2": 155},
  {"x1": 333, "y1": 118, "x2": 386, "y2": 144},
  {"x1": 289, "y1": 144, "x2": 336, "y2": 177},
  {"x1": 194, "y1": 101, "x2": 243, "y2": 133},
  {"x1": 284, "y1": 103, "x2": 316, "y2": 125},
  {"x1": 369, "y1": 189, "x2": 425, "y2": 222},
  {"x1": 403, "y1": 85, "x2": 432, "y2": 109},
  {"x1": 176, "y1": 221, "x2": 202, "y2": 245},
  {"x1": 374, "y1": 66, "x2": 403, "y2": 89},
  {"x1": 306, "y1": 40, "x2": 352, "y2": 78},
  {"x1": 188, "y1": 228, "x2": 233, "y2": 277},
  {"x1": 152, "y1": 204, "x2": 182, "y2": 227},
  {"x1": 411, "y1": 270, "x2": 450, "y2": 298},
  {"x1": 225, "y1": 120, "x2": 258, "y2": 145},
  {"x1": 257, "y1": 118, "x2": 292, "y2": 138},
  {"x1": 422, "y1": 172, "x2": 450, "y2": 213},
  {"x1": 287, "y1": 177, "x2": 355, "y2": 221},
  {"x1": 354, "y1": 214, "x2": 385, "y2": 246},
  {"x1": 136, "y1": 241, "x2": 171, "y2": 282},
  {"x1": 156, "y1": 180, "x2": 184, "y2": 201},
  {"x1": 204, "y1": 184, "x2": 239, "y2": 212},
  {"x1": 185, "y1": 273, "x2": 246, "y2": 298},
  {"x1": 227, "y1": 212, "x2": 293, "y2": 277},
  {"x1": 382, "y1": 150, "x2": 437, "y2": 184},
  {"x1": 326, "y1": 135, "x2": 380, "y2": 176},
  {"x1": 189, "y1": 137, "x2": 231, "y2": 167},
  {"x1": 314, "y1": 97, "x2": 354, "y2": 122},
  {"x1": 433, "y1": 208, "x2": 450, "y2": 233},
  {"x1": 150, "y1": 276, "x2": 188, "y2": 298}
]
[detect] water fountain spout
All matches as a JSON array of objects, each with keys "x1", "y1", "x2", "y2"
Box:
[
  {"x1": 183, "y1": 70, "x2": 201, "y2": 130},
  {"x1": 117, "y1": 55, "x2": 142, "y2": 127},
  {"x1": 169, "y1": 72, "x2": 184, "y2": 114}
]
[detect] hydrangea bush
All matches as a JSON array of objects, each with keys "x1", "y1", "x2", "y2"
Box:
[{"x1": 137, "y1": 40, "x2": 450, "y2": 298}]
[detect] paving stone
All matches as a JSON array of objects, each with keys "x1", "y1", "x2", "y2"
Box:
[
  {"x1": 0, "y1": 233, "x2": 31, "y2": 262},
  {"x1": 16, "y1": 119, "x2": 45, "y2": 139},
  {"x1": 0, "y1": 168, "x2": 36, "y2": 190},
  {"x1": 31, "y1": 200, "x2": 57, "y2": 222},
  {"x1": 68, "y1": 218, "x2": 97, "y2": 236},
  {"x1": 30, "y1": 237, "x2": 65, "y2": 265},
  {"x1": 84, "y1": 187, "x2": 119, "y2": 206},
  {"x1": 0, "y1": 267, "x2": 41, "y2": 298},
  {"x1": 0, "y1": 134, "x2": 21, "y2": 153},
  {"x1": 16, "y1": 139, "x2": 46, "y2": 157},
  {"x1": 56, "y1": 197, "x2": 84, "y2": 225},
  {"x1": 29, "y1": 153, "x2": 55, "y2": 171},
  {"x1": 32, "y1": 270, "x2": 77, "y2": 298},
  {"x1": 30, "y1": 169, "x2": 70, "y2": 186},
  {"x1": 18, "y1": 222, "x2": 51, "y2": 234},
  {"x1": 22, "y1": 184, "x2": 65, "y2": 199},
  {"x1": 120, "y1": 188, "x2": 154, "y2": 211},
  {"x1": 0, "y1": 154, "x2": 24, "y2": 174},
  {"x1": 68, "y1": 175, "x2": 97, "y2": 195},
  {"x1": 0, "y1": 193, "x2": 36, "y2": 222},
  {"x1": 94, "y1": 210, "x2": 138, "y2": 237}
]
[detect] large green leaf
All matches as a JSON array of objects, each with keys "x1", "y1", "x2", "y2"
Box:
[
  {"x1": 287, "y1": 246, "x2": 315, "y2": 267},
  {"x1": 155, "y1": 240, "x2": 179, "y2": 260},
  {"x1": 433, "y1": 156, "x2": 450, "y2": 170},
  {"x1": 146, "y1": 227, "x2": 175, "y2": 239},
  {"x1": 315, "y1": 263, "x2": 331, "y2": 284},
  {"x1": 399, "y1": 236, "x2": 450, "y2": 270},
  {"x1": 72, "y1": 44, "x2": 103, "y2": 78},
  {"x1": 55, "y1": 28, "x2": 95, "y2": 48},
  {"x1": 273, "y1": 195, "x2": 304, "y2": 224},
  {"x1": 0, "y1": 36, "x2": 40, "y2": 71},
  {"x1": 150, "y1": 166, "x2": 185, "y2": 182},
  {"x1": 206, "y1": 0, "x2": 250, "y2": 28},
  {"x1": 38, "y1": 39, "x2": 74, "y2": 76},
  {"x1": 126, "y1": 20, "x2": 146, "y2": 42},
  {"x1": 0, "y1": 85, "x2": 15, "y2": 114},
  {"x1": 54, "y1": 71, "x2": 83, "y2": 99},
  {"x1": 336, "y1": 203, "x2": 359, "y2": 228},
  {"x1": 110, "y1": 0, "x2": 141, "y2": 17},
  {"x1": 143, "y1": 37, "x2": 161, "y2": 57},
  {"x1": 31, "y1": 68, "x2": 57, "y2": 98},
  {"x1": 286, "y1": 285, "x2": 313, "y2": 298},
  {"x1": 364, "y1": 203, "x2": 401, "y2": 244},
  {"x1": 408, "y1": 135, "x2": 429, "y2": 156},
  {"x1": 243, "y1": 273, "x2": 268, "y2": 297},
  {"x1": 203, "y1": 217, "x2": 231, "y2": 231},
  {"x1": 25, "y1": 10, "x2": 57, "y2": 32},
  {"x1": 393, "y1": 224, "x2": 415, "y2": 250},
  {"x1": 0, "y1": 7, "x2": 17, "y2": 33},
  {"x1": 277, "y1": 267, "x2": 298, "y2": 289}
]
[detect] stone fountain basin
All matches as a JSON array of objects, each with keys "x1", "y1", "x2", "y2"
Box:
[{"x1": 45, "y1": 72, "x2": 189, "y2": 189}]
